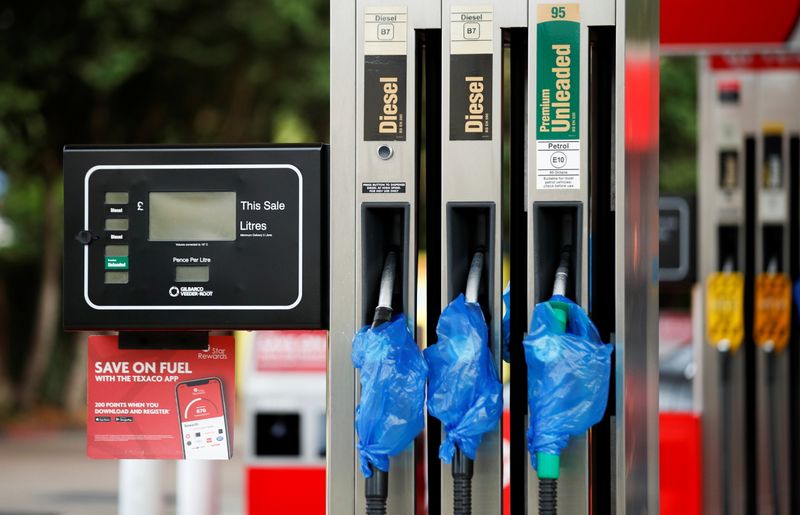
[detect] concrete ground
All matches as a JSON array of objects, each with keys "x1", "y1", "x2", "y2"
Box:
[{"x1": 0, "y1": 430, "x2": 245, "y2": 515}]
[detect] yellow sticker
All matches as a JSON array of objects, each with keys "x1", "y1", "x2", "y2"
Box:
[
  {"x1": 706, "y1": 272, "x2": 744, "y2": 352},
  {"x1": 754, "y1": 273, "x2": 791, "y2": 352},
  {"x1": 761, "y1": 122, "x2": 784, "y2": 136},
  {"x1": 537, "y1": 3, "x2": 580, "y2": 23}
]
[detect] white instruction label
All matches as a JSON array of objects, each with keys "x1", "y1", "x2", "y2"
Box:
[
  {"x1": 759, "y1": 190, "x2": 787, "y2": 222},
  {"x1": 536, "y1": 140, "x2": 580, "y2": 190}
]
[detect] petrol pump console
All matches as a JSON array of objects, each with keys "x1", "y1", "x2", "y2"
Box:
[{"x1": 63, "y1": 145, "x2": 328, "y2": 330}]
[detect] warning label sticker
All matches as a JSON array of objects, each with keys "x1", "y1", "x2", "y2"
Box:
[
  {"x1": 705, "y1": 272, "x2": 744, "y2": 352},
  {"x1": 754, "y1": 272, "x2": 791, "y2": 352},
  {"x1": 536, "y1": 140, "x2": 580, "y2": 190},
  {"x1": 362, "y1": 182, "x2": 406, "y2": 194}
]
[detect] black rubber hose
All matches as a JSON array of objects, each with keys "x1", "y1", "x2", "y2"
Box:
[
  {"x1": 365, "y1": 310, "x2": 390, "y2": 515},
  {"x1": 538, "y1": 478, "x2": 557, "y2": 515},
  {"x1": 452, "y1": 447, "x2": 473, "y2": 515},
  {"x1": 766, "y1": 350, "x2": 780, "y2": 515},
  {"x1": 719, "y1": 348, "x2": 731, "y2": 515},
  {"x1": 365, "y1": 466, "x2": 388, "y2": 515}
]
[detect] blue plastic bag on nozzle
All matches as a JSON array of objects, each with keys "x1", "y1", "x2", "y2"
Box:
[
  {"x1": 523, "y1": 295, "x2": 612, "y2": 470},
  {"x1": 352, "y1": 314, "x2": 428, "y2": 478},
  {"x1": 424, "y1": 294, "x2": 503, "y2": 463}
]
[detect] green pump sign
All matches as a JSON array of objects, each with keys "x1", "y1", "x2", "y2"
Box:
[
  {"x1": 536, "y1": 4, "x2": 580, "y2": 141},
  {"x1": 535, "y1": 4, "x2": 581, "y2": 190}
]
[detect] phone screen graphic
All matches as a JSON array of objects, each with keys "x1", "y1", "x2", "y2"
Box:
[{"x1": 176, "y1": 378, "x2": 231, "y2": 459}]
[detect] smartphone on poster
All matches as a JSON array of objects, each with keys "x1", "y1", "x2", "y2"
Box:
[{"x1": 176, "y1": 377, "x2": 232, "y2": 459}]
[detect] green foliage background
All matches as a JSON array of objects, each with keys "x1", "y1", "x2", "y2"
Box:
[
  {"x1": 0, "y1": 0, "x2": 330, "y2": 256},
  {"x1": 0, "y1": 0, "x2": 329, "y2": 410},
  {"x1": 660, "y1": 56, "x2": 697, "y2": 194}
]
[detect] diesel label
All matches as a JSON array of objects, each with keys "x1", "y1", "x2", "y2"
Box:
[{"x1": 364, "y1": 55, "x2": 407, "y2": 141}]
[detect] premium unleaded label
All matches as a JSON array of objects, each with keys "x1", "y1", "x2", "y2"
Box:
[
  {"x1": 536, "y1": 4, "x2": 580, "y2": 190},
  {"x1": 364, "y1": 7, "x2": 408, "y2": 141}
]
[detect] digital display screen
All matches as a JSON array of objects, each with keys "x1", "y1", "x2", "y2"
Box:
[
  {"x1": 176, "y1": 265, "x2": 210, "y2": 283},
  {"x1": 149, "y1": 192, "x2": 236, "y2": 241}
]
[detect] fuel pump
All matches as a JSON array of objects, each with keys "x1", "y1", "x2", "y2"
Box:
[
  {"x1": 330, "y1": 0, "x2": 659, "y2": 513},
  {"x1": 521, "y1": 1, "x2": 659, "y2": 513},
  {"x1": 751, "y1": 65, "x2": 800, "y2": 515},
  {"x1": 697, "y1": 58, "x2": 753, "y2": 515},
  {"x1": 437, "y1": 1, "x2": 525, "y2": 513},
  {"x1": 328, "y1": 2, "x2": 439, "y2": 513}
]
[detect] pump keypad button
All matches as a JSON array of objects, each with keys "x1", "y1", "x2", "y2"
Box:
[
  {"x1": 105, "y1": 271, "x2": 129, "y2": 284},
  {"x1": 104, "y1": 192, "x2": 129, "y2": 205},
  {"x1": 105, "y1": 218, "x2": 129, "y2": 231},
  {"x1": 105, "y1": 245, "x2": 129, "y2": 256}
]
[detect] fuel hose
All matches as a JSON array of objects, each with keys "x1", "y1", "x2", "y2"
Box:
[
  {"x1": 365, "y1": 251, "x2": 396, "y2": 515},
  {"x1": 448, "y1": 249, "x2": 485, "y2": 515},
  {"x1": 765, "y1": 342, "x2": 780, "y2": 515},
  {"x1": 536, "y1": 245, "x2": 572, "y2": 515},
  {"x1": 764, "y1": 256, "x2": 781, "y2": 515},
  {"x1": 718, "y1": 339, "x2": 732, "y2": 515},
  {"x1": 719, "y1": 256, "x2": 735, "y2": 515}
]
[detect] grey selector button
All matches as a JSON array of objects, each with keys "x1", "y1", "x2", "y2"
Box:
[
  {"x1": 105, "y1": 218, "x2": 129, "y2": 231},
  {"x1": 105, "y1": 271, "x2": 129, "y2": 284},
  {"x1": 105, "y1": 192, "x2": 129, "y2": 205},
  {"x1": 377, "y1": 145, "x2": 393, "y2": 160},
  {"x1": 105, "y1": 244, "x2": 129, "y2": 257}
]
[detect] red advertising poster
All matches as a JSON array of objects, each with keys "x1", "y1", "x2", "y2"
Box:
[{"x1": 87, "y1": 335, "x2": 235, "y2": 460}]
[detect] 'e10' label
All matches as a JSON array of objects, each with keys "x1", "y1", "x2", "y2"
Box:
[{"x1": 536, "y1": 140, "x2": 580, "y2": 190}]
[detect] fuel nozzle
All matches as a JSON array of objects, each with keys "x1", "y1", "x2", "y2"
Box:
[
  {"x1": 372, "y1": 251, "x2": 397, "y2": 329},
  {"x1": 549, "y1": 245, "x2": 572, "y2": 333},
  {"x1": 465, "y1": 250, "x2": 485, "y2": 305}
]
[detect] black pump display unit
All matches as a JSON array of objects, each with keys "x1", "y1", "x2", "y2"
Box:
[{"x1": 63, "y1": 144, "x2": 329, "y2": 331}]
